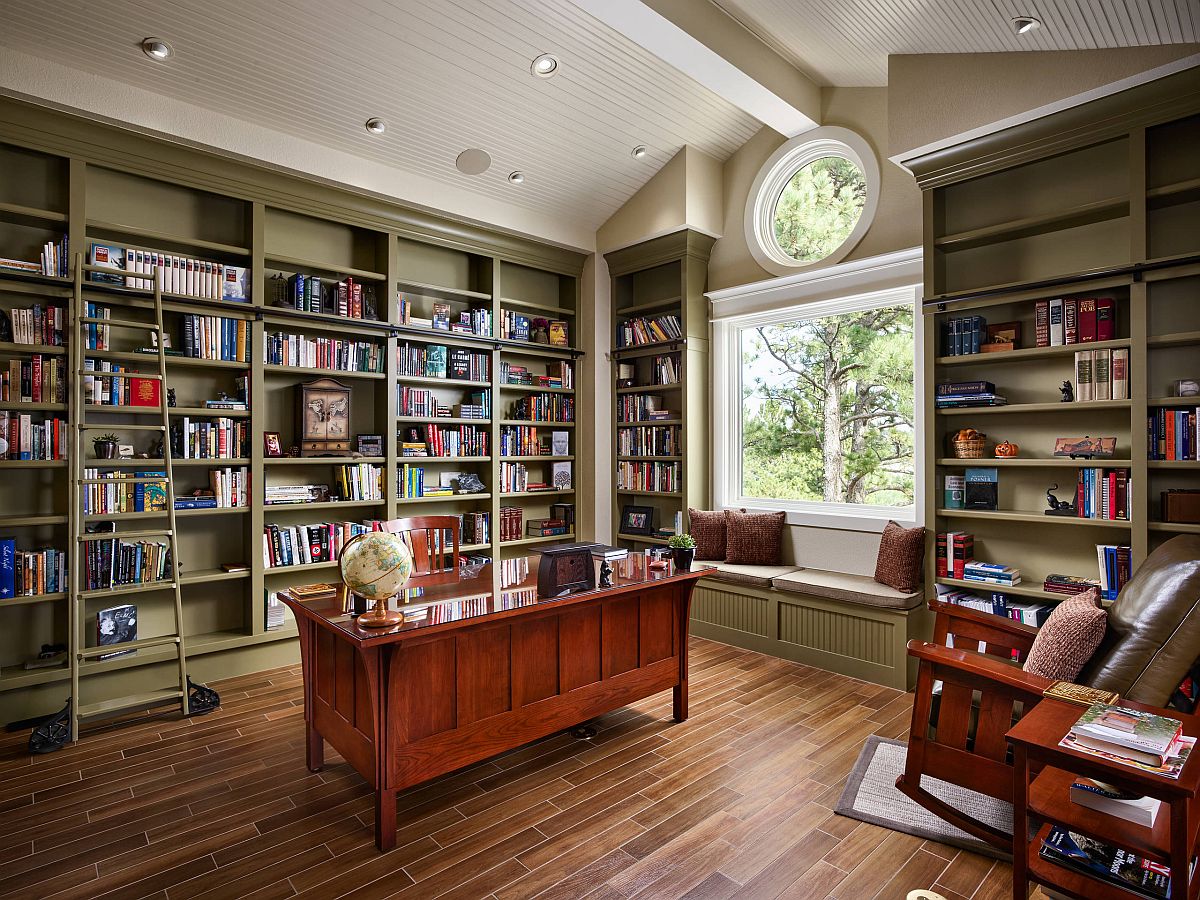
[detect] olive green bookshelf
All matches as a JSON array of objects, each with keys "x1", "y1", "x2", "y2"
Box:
[
  {"x1": 910, "y1": 66, "x2": 1200, "y2": 616},
  {"x1": 604, "y1": 230, "x2": 715, "y2": 548},
  {"x1": 0, "y1": 97, "x2": 584, "y2": 727}
]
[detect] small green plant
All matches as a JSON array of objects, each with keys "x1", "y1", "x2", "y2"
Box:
[
  {"x1": 667, "y1": 533, "x2": 696, "y2": 549},
  {"x1": 93, "y1": 433, "x2": 118, "y2": 444}
]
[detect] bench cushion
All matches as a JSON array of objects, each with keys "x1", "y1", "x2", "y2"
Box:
[
  {"x1": 698, "y1": 560, "x2": 803, "y2": 589},
  {"x1": 772, "y1": 568, "x2": 922, "y2": 610}
]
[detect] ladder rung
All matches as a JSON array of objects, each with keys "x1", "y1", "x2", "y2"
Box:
[
  {"x1": 78, "y1": 529, "x2": 173, "y2": 541},
  {"x1": 78, "y1": 372, "x2": 164, "y2": 381},
  {"x1": 76, "y1": 689, "x2": 184, "y2": 721},
  {"x1": 79, "y1": 635, "x2": 180, "y2": 660},
  {"x1": 77, "y1": 582, "x2": 178, "y2": 599},
  {"x1": 79, "y1": 317, "x2": 161, "y2": 332},
  {"x1": 77, "y1": 423, "x2": 165, "y2": 430}
]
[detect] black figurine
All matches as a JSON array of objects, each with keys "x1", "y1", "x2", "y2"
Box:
[
  {"x1": 1060, "y1": 380, "x2": 1074, "y2": 403},
  {"x1": 167, "y1": 388, "x2": 177, "y2": 407},
  {"x1": 599, "y1": 560, "x2": 613, "y2": 589},
  {"x1": 1045, "y1": 483, "x2": 1076, "y2": 516}
]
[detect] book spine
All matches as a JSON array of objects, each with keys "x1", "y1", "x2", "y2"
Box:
[{"x1": 1049, "y1": 298, "x2": 1064, "y2": 346}]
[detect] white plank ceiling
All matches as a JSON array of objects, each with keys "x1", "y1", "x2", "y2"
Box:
[
  {"x1": 715, "y1": 0, "x2": 1199, "y2": 85},
  {"x1": 0, "y1": 0, "x2": 762, "y2": 232}
]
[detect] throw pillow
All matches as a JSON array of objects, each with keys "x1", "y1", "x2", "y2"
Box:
[
  {"x1": 873, "y1": 521, "x2": 927, "y2": 594},
  {"x1": 1023, "y1": 589, "x2": 1107, "y2": 681},
  {"x1": 688, "y1": 509, "x2": 727, "y2": 561},
  {"x1": 724, "y1": 510, "x2": 786, "y2": 566}
]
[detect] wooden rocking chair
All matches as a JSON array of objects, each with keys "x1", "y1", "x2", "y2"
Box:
[{"x1": 896, "y1": 535, "x2": 1200, "y2": 850}]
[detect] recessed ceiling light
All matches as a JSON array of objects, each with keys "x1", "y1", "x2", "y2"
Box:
[
  {"x1": 631, "y1": 145, "x2": 648, "y2": 159},
  {"x1": 365, "y1": 118, "x2": 387, "y2": 135},
  {"x1": 141, "y1": 37, "x2": 173, "y2": 61},
  {"x1": 531, "y1": 53, "x2": 559, "y2": 78},
  {"x1": 508, "y1": 171, "x2": 525, "y2": 184},
  {"x1": 456, "y1": 148, "x2": 492, "y2": 176},
  {"x1": 1012, "y1": 15, "x2": 1041, "y2": 34}
]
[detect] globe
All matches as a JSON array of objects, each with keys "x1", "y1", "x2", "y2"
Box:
[{"x1": 339, "y1": 531, "x2": 413, "y2": 602}]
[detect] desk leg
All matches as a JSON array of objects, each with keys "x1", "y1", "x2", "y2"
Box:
[
  {"x1": 375, "y1": 788, "x2": 396, "y2": 851},
  {"x1": 1012, "y1": 745, "x2": 1029, "y2": 900},
  {"x1": 306, "y1": 722, "x2": 324, "y2": 772},
  {"x1": 673, "y1": 585, "x2": 694, "y2": 723},
  {"x1": 673, "y1": 682, "x2": 688, "y2": 723},
  {"x1": 297, "y1": 618, "x2": 324, "y2": 772}
]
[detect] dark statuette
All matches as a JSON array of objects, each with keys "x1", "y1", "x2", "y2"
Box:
[
  {"x1": 0, "y1": 308, "x2": 11, "y2": 342},
  {"x1": 1044, "y1": 483, "x2": 1076, "y2": 516},
  {"x1": 1060, "y1": 380, "x2": 1074, "y2": 403},
  {"x1": 599, "y1": 559, "x2": 613, "y2": 588},
  {"x1": 167, "y1": 388, "x2": 177, "y2": 407}
]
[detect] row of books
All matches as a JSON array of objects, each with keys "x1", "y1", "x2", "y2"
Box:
[
  {"x1": 0, "y1": 542, "x2": 67, "y2": 598},
  {"x1": 5, "y1": 304, "x2": 64, "y2": 346},
  {"x1": 935, "y1": 532, "x2": 975, "y2": 579},
  {"x1": 170, "y1": 418, "x2": 249, "y2": 459},
  {"x1": 498, "y1": 425, "x2": 569, "y2": 458},
  {"x1": 1042, "y1": 573, "x2": 1102, "y2": 596},
  {"x1": 499, "y1": 362, "x2": 572, "y2": 389},
  {"x1": 1097, "y1": 543, "x2": 1133, "y2": 603},
  {"x1": 934, "y1": 380, "x2": 1006, "y2": 409},
  {"x1": 497, "y1": 507, "x2": 525, "y2": 542},
  {"x1": 616, "y1": 424, "x2": 679, "y2": 457},
  {"x1": 262, "y1": 521, "x2": 372, "y2": 568},
  {"x1": 525, "y1": 516, "x2": 570, "y2": 537},
  {"x1": 81, "y1": 468, "x2": 167, "y2": 515},
  {"x1": 263, "y1": 484, "x2": 327, "y2": 505},
  {"x1": 616, "y1": 314, "x2": 682, "y2": 348},
  {"x1": 336, "y1": 464, "x2": 384, "y2": 502},
  {"x1": 397, "y1": 464, "x2": 439, "y2": 499},
  {"x1": 188, "y1": 466, "x2": 249, "y2": 508},
  {"x1": 1148, "y1": 408, "x2": 1199, "y2": 460},
  {"x1": 616, "y1": 460, "x2": 681, "y2": 493},
  {"x1": 498, "y1": 461, "x2": 531, "y2": 493},
  {"x1": 279, "y1": 274, "x2": 373, "y2": 320},
  {"x1": 397, "y1": 295, "x2": 492, "y2": 337},
  {"x1": 510, "y1": 394, "x2": 573, "y2": 423},
  {"x1": 91, "y1": 243, "x2": 249, "y2": 302},
  {"x1": 82, "y1": 362, "x2": 159, "y2": 407},
  {"x1": 263, "y1": 332, "x2": 384, "y2": 372},
  {"x1": 0, "y1": 233, "x2": 67, "y2": 278},
  {"x1": 82, "y1": 537, "x2": 171, "y2": 591},
  {"x1": 83, "y1": 303, "x2": 111, "y2": 350},
  {"x1": 400, "y1": 424, "x2": 489, "y2": 457},
  {"x1": 962, "y1": 560, "x2": 1021, "y2": 586},
  {"x1": 937, "y1": 588, "x2": 1052, "y2": 626},
  {"x1": 183, "y1": 315, "x2": 251, "y2": 362},
  {"x1": 397, "y1": 387, "x2": 447, "y2": 418},
  {"x1": 617, "y1": 394, "x2": 672, "y2": 422},
  {"x1": 1074, "y1": 348, "x2": 1129, "y2": 401},
  {"x1": 397, "y1": 344, "x2": 488, "y2": 381},
  {"x1": 1075, "y1": 467, "x2": 1131, "y2": 520},
  {"x1": 1037, "y1": 297, "x2": 1117, "y2": 346},
  {"x1": 461, "y1": 511, "x2": 490, "y2": 546},
  {"x1": 499, "y1": 310, "x2": 570, "y2": 346},
  {"x1": 3, "y1": 356, "x2": 66, "y2": 404},
  {"x1": 2, "y1": 414, "x2": 67, "y2": 460},
  {"x1": 940, "y1": 315, "x2": 988, "y2": 356}
]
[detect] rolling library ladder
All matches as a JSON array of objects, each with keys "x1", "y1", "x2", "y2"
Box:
[{"x1": 29, "y1": 255, "x2": 219, "y2": 751}]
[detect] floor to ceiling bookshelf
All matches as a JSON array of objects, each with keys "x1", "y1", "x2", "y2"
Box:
[{"x1": 0, "y1": 100, "x2": 584, "y2": 725}]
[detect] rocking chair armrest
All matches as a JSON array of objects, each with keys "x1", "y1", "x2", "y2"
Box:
[
  {"x1": 906, "y1": 639, "x2": 1057, "y2": 697},
  {"x1": 929, "y1": 598, "x2": 1040, "y2": 641}
]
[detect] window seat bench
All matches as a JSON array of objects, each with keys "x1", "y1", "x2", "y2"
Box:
[{"x1": 690, "y1": 527, "x2": 932, "y2": 689}]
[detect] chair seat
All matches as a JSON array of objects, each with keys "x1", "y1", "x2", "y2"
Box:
[
  {"x1": 772, "y1": 568, "x2": 922, "y2": 610},
  {"x1": 697, "y1": 560, "x2": 803, "y2": 589}
]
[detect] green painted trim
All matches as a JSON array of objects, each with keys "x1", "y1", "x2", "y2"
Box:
[{"x1": 604, "y1": 229, "x2": 716, "y2": 276}]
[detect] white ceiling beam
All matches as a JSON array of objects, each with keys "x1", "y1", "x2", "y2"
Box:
[{"x1": 565, "y1": 0, "x2": 820, "y2": 138}]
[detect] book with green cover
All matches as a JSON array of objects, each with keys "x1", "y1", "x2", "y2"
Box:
[{"x1": 1071, "y1": 703, "x2": 1182, "y2": 756}]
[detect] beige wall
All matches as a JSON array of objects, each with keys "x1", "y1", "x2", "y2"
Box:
[{"x1": 889, "y1": 46, "x2": 1200, "y2": 159}]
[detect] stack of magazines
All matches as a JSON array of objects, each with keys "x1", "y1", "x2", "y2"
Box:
[
  {"x1": 1062, "y1": 703, "x2": 1194, "y2": 777},
  {"x1": 935, "y1": 380, "x2": 1008, "y2": 408},
  {"x1": 1039, "y1": 828, "x2": 1181, "y2": 898}
]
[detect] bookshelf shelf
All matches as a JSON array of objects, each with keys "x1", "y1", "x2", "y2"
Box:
[
  {"x1": 169, "y1": 406, "x2": 250, "y2": 418},
  {"x1": 499, "y1": 296, "x2": 574, "y2": 316},
  {"x1": 936, "y1": 577, "x2": 1065, "y2": 602},
  {"x1": 265, "y1": 456, "x2": 387, "y2": 466},
  {"x1": 397, "y1": 416, "x2": 490, "y2": 426},
  {"x1": 610, "y1": 339, "x2": 685, "y2": 359},
  {"x1": 83, "y1": 511, "x2": 168, "y2": 523},
  {"x1": 179, "y1": 568, "x2": 250, "y2": 583},
  {"x1": 86, "y1": 218, "x2": 251, "y2": 257},
  {"x1": 618, "y1": 455, "x2": 682, "y2": 462},
  {"x1": 937, "y1": 400, "x2": 1131, "y2": 416},
  {"x1": 1147, "y1": 460, "x2": 1200, "y2": 469},
  {"x1": 501, "y1": 489, "x2": 575, "y2": 498},
  {"x1": 263, "y1": 364, "x2": 384, "y2": 380},
  {"x1": 1146, "y1": 175, "x2": 1200, "y2": 207},
  {"x1": 5, "y1": 515, "x2": 68, "y2": 527},
  {"x1": 395, "y1": 375, "x2": 490, "y2": 388},
  {"x1": 261, "y1": 308, "x2": 389, "y2": 337},
  {"x1": 615, "y1": 418, "x2": 682, "y2": 426},
  {"x1": 77, "y1": 581, "x2": 177, "y2": 600},
  {"x1": 172, "y1": 458, "x2": 250, "y2": 466},
  {"x1": 398, "y1": 455, "x2": 491, "y2": 463},
  {"x1": 0, "y1": 402, "x2": 66, "y2": 412},
  {"x1": 936, "y1": 508, "x2": 1132, "y2": 528},
  {"x1": 262, "y1": 500, "x2": 386, "y2": 512},
  {"x1": 933, "y1": 196, "x2": 1129, "y2": 252},
  {"x1": 1147, "y1": 330, "x2": 1200, "y2": 348},
  {"x1": 935, "y1": 338, "x2": 1130, "y2": 366},
  {"x1": 616, "y1": 489, "x2": 683, "y2": 498},
  {"x1": 500, "y1": 419, "x2": 574, "y2": 427},
  {"x1": 618, "y1": 533, "x2": 670, "y2": 545},
  {"x1": 396, "y1": 278, "x2": 490, "y2": 302},
  {"x1": 1148, "y1": 522, "x2": 1200, "y2": 534},
  {"x1": 0, "y1": 199, "x2": 68, "y2": 226},
  {"x1": 174, "y1": 507, "x2": 251, "y2": 517},
  {"x1": 1148, "y1": 397, "x2": 1200, "y2": 408},
  {"x1": 935, "y1": 457, "x2": 1133, "y2": 468},
  {"x1": 500, "y1": 455, "x2": 573, "y2": 462},
  {"x1": 392, "y1": 325, "x2": 494, "y2": 350},
  {"x1": 0, "y1": 460, "x2": 66, "y2": 468},
  {"x1": 166, "y1": 356, "x2": 250, "y2": 371},
  {"x1": 0, "y1": 270, "x2": 72, "y2": 290},
  {"x1": 0, "y1": 593, "x2": 67, "y2": 607},
  {"x1": 615, "y1": 296, "x2": 683, "y2": 317},
  {"x1": 616, "y1": 384, "x2": 681, "y2": 394},
  {"x1": 494, "y1": 339, "x2": 579, "y2": 358},
  {"x1": 501, "y1": 533, "x2": 576, "y2": 548},
  {"x1": 263, "y1": 561, "x2": 339, "y2": 577},
  {"x1": 498, "y1": 383, "x2": 573, "y2": 393},
  {"x1": 266, "y1": 253, "x2": 385, "y2": 282},
  {"x1": 396, "y1": 493, "x2": 493, "y2": 505},
  {"x1": 0, "y1": 341, "x2": 66, "y2": 356}
]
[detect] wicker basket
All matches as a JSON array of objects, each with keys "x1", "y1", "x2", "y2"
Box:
[{"x1": 953, "y1": 437, "x2": 987, "y2": 459}]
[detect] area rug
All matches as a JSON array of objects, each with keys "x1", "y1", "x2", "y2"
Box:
[{"x1": 835, "y1": 735, "x2": 1013, "y2": 861}]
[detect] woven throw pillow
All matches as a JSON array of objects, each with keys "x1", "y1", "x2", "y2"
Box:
[
  {"x1": 1023, "y1": 589, "x2": 1107, "y2": 681},
  {"x1": 873, "y1": 521, "x2": 926, "y2": 594},
  {"x1": 688, "y1": 509, "x2": 727, "y2": 561},
  {"x1": 724, "y1": 510, "x2": 786, "y2": 566}
]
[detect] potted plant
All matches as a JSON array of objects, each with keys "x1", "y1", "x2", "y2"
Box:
[
  {"x1": 92, "y1": 433, "x2": 119, "y2": 460},
  {"x1": 667, "y1": 533, "x2": 697, "y2": 571}
]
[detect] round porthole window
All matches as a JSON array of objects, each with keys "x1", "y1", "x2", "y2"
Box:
[{"x1": 745, "y1": 126, "x2": 880, "y2": 276}]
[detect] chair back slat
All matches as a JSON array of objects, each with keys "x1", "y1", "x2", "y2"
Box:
[{"x1": 380, "y1": 516, "x2": 460, "y2": 576}]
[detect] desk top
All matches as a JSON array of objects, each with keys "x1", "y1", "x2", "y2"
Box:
[{"x1": 280, "y1": 552, "x2": 713, "y2": 646}]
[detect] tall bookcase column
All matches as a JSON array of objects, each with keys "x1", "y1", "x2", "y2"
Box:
[
  {"x1": 605, "y1": 229, "x2": 714, "y2": 548},
  {"x1": 249, "y1": 201, "x2": 267, "y2": 633}
]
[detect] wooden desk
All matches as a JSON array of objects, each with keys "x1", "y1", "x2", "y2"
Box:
[
  {"x1": 281, "y1": 553, "x2": 710, "y2": 850},
  {"x1": 1007, "y1": 697, "x2": 1200, "y2": 900}
]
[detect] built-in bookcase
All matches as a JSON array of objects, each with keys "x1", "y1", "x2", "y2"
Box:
[
  {"x1": 913, "y1": 68, "x2": 1200, "y2": 618},
  {"x1": 0, "y1": 97, "x2": 584, "y2": 725},
  {"x1": 605, "y1": 230, "x2": 714, "y2": 549}
]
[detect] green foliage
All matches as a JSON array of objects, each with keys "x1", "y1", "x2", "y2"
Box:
[
  {"x1": 667, "y1": 533, "x2": 696, "y2": 549},
  {"x1": 93, "y1": 433, "x2": 119, "y2": 443},
  {"x1": 773, "y1": 156, "x2": 866, "y2": 263},
  {"x1": 741, "y1": 305, "x2": 914, "y2": 507}
]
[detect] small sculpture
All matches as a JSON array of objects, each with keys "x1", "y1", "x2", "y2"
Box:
[
  {"x1": 1045, "y1": 483, "x2": 1075, "y2": 516},
  {"x1": 994, "y1": 440, "x2": 1019, "y2": 458},
  {"x1": 1060, "y1": 380, "x2": 1074, "y2": 403},
  {"x1": 599, "y1": 560, "x2": 613, "y2": 588},
  {"x1": 456, "y1": 473, "x2": 486, "y2": 494},
  {"x1": 167, "y1": 388, "x2": 177, "y2": 408}
]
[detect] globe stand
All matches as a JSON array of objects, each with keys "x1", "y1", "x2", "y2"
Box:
[{"x1": 356, "y1": 593, "x2": 403, "y2": 628}]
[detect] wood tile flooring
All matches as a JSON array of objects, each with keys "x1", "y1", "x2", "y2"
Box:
[{"x1": 0, "y1": 637, "x2": 1032, "y2": 900}]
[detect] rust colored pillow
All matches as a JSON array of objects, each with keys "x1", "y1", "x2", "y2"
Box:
[
  {"x1": 1023, "y1": 589, "x2": 1107, "y2": 681},
  {"x1": 724, "y1": 510, "x2": 786, "y2": 566},
  {"x1": 688, "y1": 509, "x2": 727, "y2": 561},
  {"x1": 873, "y1": 521, "x2": 927, "y2": 594}
]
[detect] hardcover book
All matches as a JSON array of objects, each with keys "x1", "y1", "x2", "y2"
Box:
[{"x1": 96, "y1": 604, "x2": 137, "y2": 660}]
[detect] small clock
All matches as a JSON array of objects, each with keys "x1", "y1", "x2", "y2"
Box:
[
  {"x1": 297, "y1": 377, "x2": 352, "y2": 457},
  {"x1": 537, "y1": 542, "x2": 599, "y2": 598}
]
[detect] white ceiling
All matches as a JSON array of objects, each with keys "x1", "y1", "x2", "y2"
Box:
[
  {"x1": 0, "y1": 0, "x2": 762, "y2": 234},
  {"x1": 714, "y1": 0, "x2": 1199, "y2": 85}
]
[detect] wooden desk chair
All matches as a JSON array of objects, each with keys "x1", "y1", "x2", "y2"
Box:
[
  {"x1": 896, "y1": 535, "x2": 1200, "y2": 850},
  {"x1": 379, "y1": 516, "x2": 460, "y2": 576}
]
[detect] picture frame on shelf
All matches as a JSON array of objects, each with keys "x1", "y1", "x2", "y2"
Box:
[
  {"x1": 620, "y1": 504, "x2": 654, "y2": 535},
  {"x1": 1053, "y1": 436, "x2": 1116, "y2": 459},
  {"x1": 264, "y1": 432, "x2": 283, "y2": 458},
  {"x1": 357, "y1": 434, "x2": 383, "y2": 457},
  {"x1": 983, "y1": 321, "x2": 1022, "y2": 353}
]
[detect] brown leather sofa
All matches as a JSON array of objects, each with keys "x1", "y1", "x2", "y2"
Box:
[{"x1": 895, "y1": 534, "x2": 1200, "y2": 849}]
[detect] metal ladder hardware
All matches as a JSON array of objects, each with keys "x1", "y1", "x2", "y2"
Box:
[{"x1": 51, "y1": 255, "x2": 221, "y2": 748}]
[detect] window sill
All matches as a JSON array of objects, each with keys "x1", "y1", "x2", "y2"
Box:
[{"x1": 723, "y1": 502, "x2": 917, "y2": 533}]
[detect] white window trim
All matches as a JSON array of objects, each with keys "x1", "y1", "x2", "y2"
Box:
[
  {"x1": 745, "y1": 126, "x2": 881, "y2": 278},
  {"x1": 710, "y1": 253, "x2": 924, "y2": 533}
]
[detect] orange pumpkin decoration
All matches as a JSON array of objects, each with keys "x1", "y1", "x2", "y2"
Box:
[{"x1": 994, "y1": 440, "x2": 1019, "y2": 458}]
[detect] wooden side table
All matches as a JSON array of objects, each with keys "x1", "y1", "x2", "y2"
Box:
[{"x1": 1006, "y1": 697, "x2": 1200, "y2": 900}]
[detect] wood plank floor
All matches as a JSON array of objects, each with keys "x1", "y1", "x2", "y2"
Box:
[{"x1": 0, "y1": 636, "x2": 1033, "y2": 900}]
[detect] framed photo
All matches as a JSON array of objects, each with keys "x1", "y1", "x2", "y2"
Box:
[
  {"x1": 982, "y1": 321, "x2": 1022, "y2": 353},
  {"x1": 548, "y1": 320, "x2": 569, "y2": 347},
  {"x1": 263, "y1": 432, "x2": 283, "y2": 458},
  {"x1": 1053, "y1": 436, "x2": 1116, "y2": 459},
  {"x1": 620, "y1": 504, "x2": 654, "y2": 535},
  {"x1": 357, "y1": 434, "x2": 383, "y2": 457}
]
